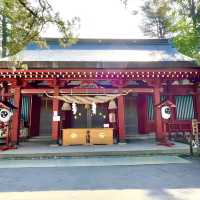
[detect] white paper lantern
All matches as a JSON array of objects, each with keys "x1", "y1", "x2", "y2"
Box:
[
  {"x1": 108, "y1": 100, "x2": 117, "y2": 110},
  {"x1": 61, "y1": 102, "x2": 71, "y2": 111},
  {"x1": 109, "y1": 112, "x2": 116, "y2": 123},
  {"x1": 0, "y1": 108, "x2": 13, "y2": 123},
  {"x1": 161, "y1": 106, "x2": 171, "y2": 120}
]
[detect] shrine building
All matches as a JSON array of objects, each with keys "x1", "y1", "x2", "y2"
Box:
[{"x1": 0, "y1": 38, "x2": 199, "y2": 145}]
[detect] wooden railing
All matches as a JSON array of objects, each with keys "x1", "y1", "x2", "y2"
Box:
[{"x1": 166, "y1": 121, "x2": 192, "y2": 133}]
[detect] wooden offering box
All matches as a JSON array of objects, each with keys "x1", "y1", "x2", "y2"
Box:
[
  {"x1": 62, "y1": 128, "x2": 113, "y2": 146},
  {"x1": 62, "y1": 129, "x2": 87, "y2": 146},
  {"x1": 89, "y1": 128, "x2": 113, "y2": 145}
]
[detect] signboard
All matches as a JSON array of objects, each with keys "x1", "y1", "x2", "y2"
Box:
[
  {"x1": 53, "y1": 111, "x2": 60, "y2": 122},
  {"x1": 53, "y1": 115, "x2": 60, "y2": 122}
]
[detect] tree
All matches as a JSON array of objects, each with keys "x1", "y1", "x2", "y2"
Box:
[
  {"x1": 0, "y1": 0, "x2": 80, "y2": 57},
  {"x1": 169, "y1": 0, "x2": 200, "y2": 62},
  {"x1": 141, "y1": 0, "x2": 171, "y2": 38},
  {"x1": 140, "y1": 0, "x2": 200, "y2": 63}
]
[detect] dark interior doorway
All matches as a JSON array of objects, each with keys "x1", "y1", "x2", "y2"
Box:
[
  {"x1": 125, "y1": 94, "x2": 138, "y2": 136},
  {"x1": 39, "y1": 98, "x2": 52, "y2": 136},
  {"x1": 71, "y1": 103, "x2": 108, "y2": 128}
]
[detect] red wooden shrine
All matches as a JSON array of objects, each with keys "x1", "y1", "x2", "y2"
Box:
[{"x1": 0, "y1": 38, "x2": 199, "y2": 145}]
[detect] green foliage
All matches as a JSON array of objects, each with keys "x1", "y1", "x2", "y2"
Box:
[
  {"x1": 169, "y1": 0, "x2": 200, "y2": 64},
  {"x1": 141, "y1": 0, "x2": 171, "y2": 38},
  {"x1": 0, "y1": 0, "x2": 80, "y2": 57},
  {"x1": 140, "y1": 0, "x2": 200, "y2": 64},
  {"x1": 173, "y1": 0, "x2": 200, "y2": 31},
  {"x1": 170, "y1": 17, "x2": 199, "y2": 57}
]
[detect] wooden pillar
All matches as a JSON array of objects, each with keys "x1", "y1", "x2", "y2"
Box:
[
  {"x1": 117, "y1": 95, "x2": 126, "y2": 142},
  {"x1": 11, "y1": 87, "x2": 21, "y2": 144},
  {"x1": 168, "y1": 94, "x2": 176, "y2": 122},
  {"x1": 166, "y1": 82, "x2": 176, "y2": 122},
  {"x1": 51, "y1": 87, "x2": 60, "y2": 142},
  {"x1": 137, "y1": 94, "x2": 147, "y2": 134},
  {"x1": 153, "y1": 85, "x2": 163, "y2": 141},
  {"x1": 194, "y1": 86, "x2": 200, "y2": 121},
  {"x1": 29, "y1": 95, "x2": 41, "y2": 137}
]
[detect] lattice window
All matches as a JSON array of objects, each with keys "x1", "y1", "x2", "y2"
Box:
[
  {"x1": 175, "y1": 95, "x2": 194, "y2": 120},
  {"x1": 147, "y1": 95, "x2": 167, "y2": 121},
  {"x1": 147, "y1": 95, "x2": 154, "y2": 120},
  {"x1": 21, "y1": 96, "x2": 30, "y2": 122}
]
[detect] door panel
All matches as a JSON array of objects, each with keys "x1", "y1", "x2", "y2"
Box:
[
  {"x1": 39, "y1": 99, "x2": 52, "y2": 136},
  {"x1": 125, "y1": 94, "x2": 138, "y2": 135}
]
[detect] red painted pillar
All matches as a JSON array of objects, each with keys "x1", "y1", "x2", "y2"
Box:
[
  {"x1": 29, "y1": 95, "x2": 41, "y2": 137},
  {"x1": 11, "y1": 87, "x2": 22, "y2": 144},
  {"x1": 137, "y1": 94, "x2": 147, "y2": 134},
  {"x1": 194, "y1": 87, "x2": 200, "y2": 121},
  {"x1": 168, "y1": 94, "x2": 176, "y2": 122},
  {"x1": 153, "y1": 86, "x2": 163, "y2": 141},
  {"x1": 51, "y1": 87, "x2": 60, "y2": 142},
  {"x1": 117, "y1": 95, "x2": 126, "y2": 142}
]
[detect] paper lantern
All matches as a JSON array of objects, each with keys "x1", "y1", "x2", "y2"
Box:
[
  {"x1": 161, "y1": 106, "x2": 171, "y2": 120},
  {"x1": 85, "y1": 104, "x2": 90, "y2": 109},
  {"x1": 108, "y1": 100, "x2": 117, "y2": 110},
  {"x1": 0, "y1": 108, "x2": 13, "y2": 123},
  {"x1": 109, "y1": 112, "x2": 116, "y2": 123},
  {"x1": 61, "y1": 102, "x2": 71, "y2": 111}
]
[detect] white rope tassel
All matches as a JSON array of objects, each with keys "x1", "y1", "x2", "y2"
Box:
[
  {"x1": 72, "y1": 102, "x2": 77, "y2": 115},
  {"x1": 92, "y1": 102, "x2": 96, "y2": 115}
]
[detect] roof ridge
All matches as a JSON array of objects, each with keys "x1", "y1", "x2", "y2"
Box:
[{"x1": 43, "y1": 38, "x2": 169, "y2": 45}]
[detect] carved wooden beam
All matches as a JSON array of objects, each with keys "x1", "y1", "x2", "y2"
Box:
[{"x1": 111, "y1": 80, "x2": 128, "y2": 88}]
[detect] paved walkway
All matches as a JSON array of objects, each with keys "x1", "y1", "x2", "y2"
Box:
[
  {"x1": 0, "y1": 156, "x2": 199, "y2": 200},
  {"x1": 0, "y1": 155, "x2": 190, "y2": 168},
  {"x1": 0, "y1": 140, "x2": 190, "y2": 158}
]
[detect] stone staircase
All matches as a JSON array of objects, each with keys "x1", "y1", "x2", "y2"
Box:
[
  {"x1": 126, "y1": 133, "x2": 155, "y2": 142},
  {"x1": 27, "y1": 136, "x2": 53, "y2": 145}
]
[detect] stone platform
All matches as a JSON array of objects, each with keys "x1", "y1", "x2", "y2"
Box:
[{"x1": 0, "y1": 139, "x2": 190, "y2": 159}]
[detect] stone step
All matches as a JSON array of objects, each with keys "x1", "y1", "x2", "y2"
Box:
[
  {"x1": 0, "y1": 155, "x2": 191, "y2": 168},
  {"x1": 0, "y1": 141, "x2": 190, "y2": 159},
  {"x1": 28, "y1": 136, "x2": 51, "y2": 141},
  {"x1": 126, "y1": 133, "x2": 155, "y2": 140},
  {"x1": 27, "y1": 136, "x2": 52, "y2": 144}
]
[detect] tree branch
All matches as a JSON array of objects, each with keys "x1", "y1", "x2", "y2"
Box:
[{"x1": 17, "y1": 0, "x2": 38, "y2": 17}]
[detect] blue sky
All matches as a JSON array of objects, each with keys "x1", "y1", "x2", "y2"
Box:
[{"x1": 42, "y1": 0, "x2": 146, "y2": 39}]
